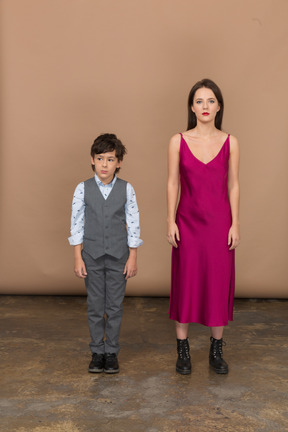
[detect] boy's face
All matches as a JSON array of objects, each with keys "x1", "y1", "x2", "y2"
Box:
[{"x1": 91, "y1": 150, "x2": 121, "y2": 184}]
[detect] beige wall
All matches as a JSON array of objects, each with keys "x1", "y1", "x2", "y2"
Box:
[{"x1": 1, "y1": 0, "x2": 287, "y2": 297}]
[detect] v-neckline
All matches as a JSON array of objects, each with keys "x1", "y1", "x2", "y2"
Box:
[
  {"x1": 181, "y1": 134, "x2": 229, "y2": 166},
  {"x1": 93, "y1": 177, "x2": 117, "y2": 202}
]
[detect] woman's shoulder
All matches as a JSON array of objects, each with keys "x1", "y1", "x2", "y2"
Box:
[
  {"x1": 170, "y1": 132, "x2": 182, "y2": 141},
  {"x1": 228, "y1": 134, "x2": 240, "y2": 159},
  {"x1": 169, "y1": 133, "x2": 181, "y2": 150},
  {"x1": 228, "y1": 134, "x2": 239, "y2": 148}
]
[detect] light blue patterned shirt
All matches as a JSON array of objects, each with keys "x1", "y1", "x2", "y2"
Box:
[{"x1": 68, "y1": 174, "x2": 143, "y2": 248}]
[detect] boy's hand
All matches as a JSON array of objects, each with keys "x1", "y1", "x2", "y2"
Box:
[
  {"x1": 74, "y1": 257, "x2": 87, "y2": 278},
  {"x1": 123, "y1": 248, "x2": 137, "y2": 280}
]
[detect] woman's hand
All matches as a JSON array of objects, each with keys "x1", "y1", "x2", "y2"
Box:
[
  {"x1": 167, "y1": 221, "x2": 180, "y2": 248},
  {"x1": 228, "y1": 224, "x2": 240, "y2": 250}
]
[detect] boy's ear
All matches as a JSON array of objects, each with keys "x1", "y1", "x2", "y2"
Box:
[
  {"x1": 117, "y1": 160, "x2": 122, "y2": 169},
  {"x1": 91, "y1": 156, "x2": 95, "y2": 166}
]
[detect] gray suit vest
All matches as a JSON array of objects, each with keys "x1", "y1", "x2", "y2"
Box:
[{"x1": 83, "y1": 177, "x2": 129, "y2": 260}]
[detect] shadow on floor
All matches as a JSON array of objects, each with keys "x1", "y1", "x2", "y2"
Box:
[{"x1": 0, "y1": 296, "x2": 287, "y2": 432}]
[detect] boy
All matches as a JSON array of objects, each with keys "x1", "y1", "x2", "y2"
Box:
[{"x1": 68, "y1": 133, "x2": 142, "y2": 374}]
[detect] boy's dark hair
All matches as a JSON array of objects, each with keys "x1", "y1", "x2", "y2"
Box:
[{"x1": 91, "y1": 133, "x2": 127, "y2": 173}]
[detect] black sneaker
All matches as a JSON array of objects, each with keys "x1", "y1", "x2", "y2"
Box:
[
  {"x1": 104, "y1": 353, "x2": 119, "y2": 374},
  {"x1": 88, "y1": 353, "x2": 105, "y2": 373}
]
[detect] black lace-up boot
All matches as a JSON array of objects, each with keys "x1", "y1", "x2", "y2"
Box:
[
  {"x1": 176, "y1": 338, "x2": 191, "y2": 375},
  {"x1": 209, "y1": 337, "x2": 228, "y2": 374}
]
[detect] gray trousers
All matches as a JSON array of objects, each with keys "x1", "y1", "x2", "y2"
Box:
[{"x1": 82, "y1": 250, "x2": 128, "y2": 355}]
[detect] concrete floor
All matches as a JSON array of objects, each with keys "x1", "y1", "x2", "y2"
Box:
[{"x1": 0, "y1": 296, "x2": 287, "y2": 432}]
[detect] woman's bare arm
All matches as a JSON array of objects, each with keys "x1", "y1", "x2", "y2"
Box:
[
  {"x1": 167, "y1": 134, "x2": 181, "y2": 248},
  {"x1": 227, "y1": 135, "x2": 240, "y2": 250}
]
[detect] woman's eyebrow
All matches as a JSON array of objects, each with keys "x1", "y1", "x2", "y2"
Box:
[{"x1": 195, "y1": 97, "x2": 216, "y2": 101}]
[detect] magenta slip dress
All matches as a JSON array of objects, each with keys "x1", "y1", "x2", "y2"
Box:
[{"x1": 169, "y1": 133, "x2": 235, "y2": 326}]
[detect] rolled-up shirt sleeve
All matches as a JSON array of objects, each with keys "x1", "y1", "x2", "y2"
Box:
[
  {"x1": 68, "y1": 182, "x2": 85, "y2": 245},
  {"x1": 126, "y1": 183, "x2": 143, "y2": 248}
]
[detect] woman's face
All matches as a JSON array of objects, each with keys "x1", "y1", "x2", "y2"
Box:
[{"x1": 191, "y1": 87, "x2": 220, "y2": 123}]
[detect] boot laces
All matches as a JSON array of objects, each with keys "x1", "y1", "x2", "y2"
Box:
[
  {"x1": 178, "y1": 341, "x2": 190, "y2": 359},
  {"x1": 212, "y1": 339, "x2": 226, "y2": 357}
]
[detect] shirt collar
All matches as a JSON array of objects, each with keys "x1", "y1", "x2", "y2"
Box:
[{"x1": 94, "y1": 174, "x2": 117, "y2": 187}]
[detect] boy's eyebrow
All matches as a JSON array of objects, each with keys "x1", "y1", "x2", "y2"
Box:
[{"x1": 97, "y1": 154, "x2": 116, "y2": 158}]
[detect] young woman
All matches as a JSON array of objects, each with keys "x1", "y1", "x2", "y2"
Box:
[{"x1": 167, "y1": 79, "x2": 240, "y2": 375}]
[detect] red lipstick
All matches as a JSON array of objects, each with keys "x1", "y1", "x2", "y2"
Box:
[{"x1": 202, "y1": 112, "x2": 209, "y2": 116}]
